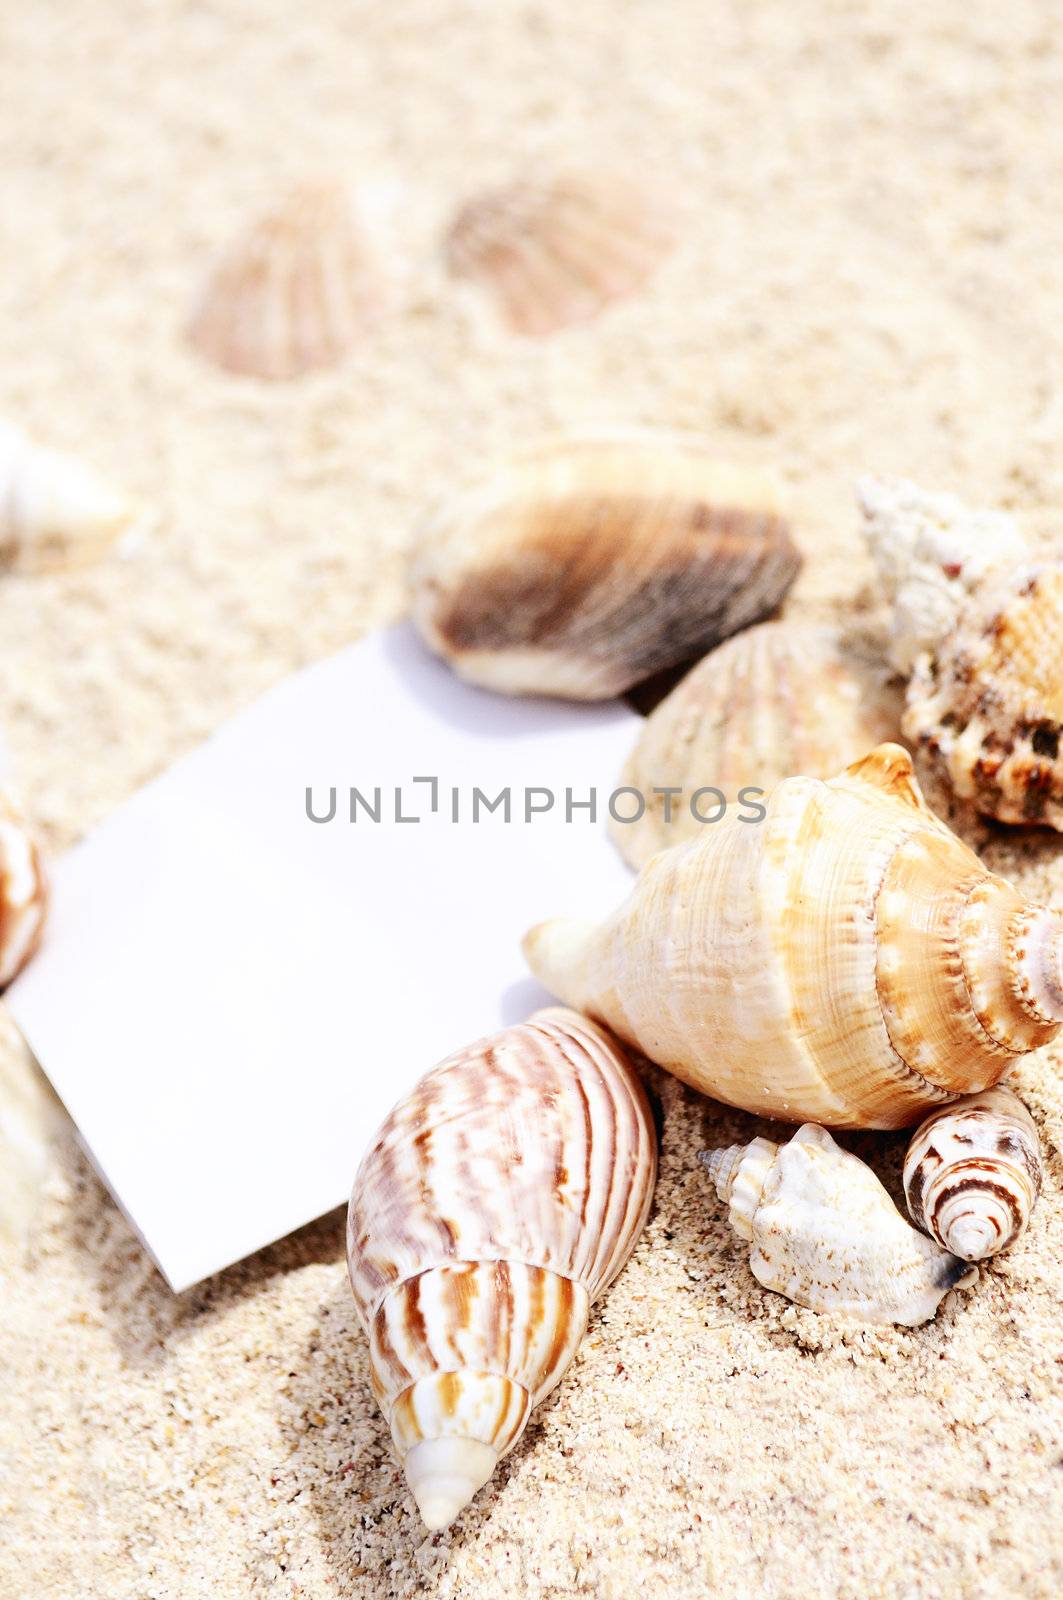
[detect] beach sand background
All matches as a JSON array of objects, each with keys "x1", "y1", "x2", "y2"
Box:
[{"x1": 3, "y1": 1, "x2": 1063, "y2": 1595}]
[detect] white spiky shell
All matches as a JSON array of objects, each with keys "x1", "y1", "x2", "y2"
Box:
[
  {"x1": 445, "y1": 170, "x2": 678, "y2": 336},
  {"x1": 0, "y1": 793, "x2": 48, "y2": 987},
  {"x1": 858, "y1": 476, "x2": 1026, "y2": 674},
  {"x1": 410, "y1": 431, "x2": 802, "y2": 700},
  {"x1": 187, "y1": 180, "x2": 390, "y2": 380},
  {"x1": 346, "y1": 1008, "x2": 657, "y2": 1532},
  {"x1": 612, "y1": 621, "x2": 904, "y2": 868},
  {"x1": 523, "y1": 745, "x2": 1063, "y2": 1129},
  {"x1": 0, "y1": 421, "x2": 137, "y2": 574},
  {"x1": 903, "y1": 1086, "x2": 1042, "y2": 1261},
  {"x1": 700, "y1": 1124, "x2": 976, "y2": 1325}
]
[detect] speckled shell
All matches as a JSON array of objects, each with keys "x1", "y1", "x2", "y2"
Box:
[
  {"x1": 0, "y1": 794, "x2": 48, "y2": 988},
  {"x1": 445, "y1": 170, "x2": 678, "y2": 336},
  {"x1": 858, "y1": 476, "x2": 1026, "y2": 674},
  {"x1": 523, "y1": 744, "x2": 1063, "y2": 1128},
  {"x1": 0, "y1": 420, "x2": 136, "y2": 573},
  {"x1": 700, "y1": 1123, "x2": 976, "y2": 1325},
  {"x1": 903, "y1": 561, "x2": 1063, "y2": 830},
  {"x1": 187, "y1": 181, "x2": 390, "y2": 380},
  {"x1": 411, "y1": 431, "x2": 802, "y2": 700},
  {"x1": 612, "y1": 621, "x2": 904, "y2": 868},
  {"x1": 903, "y1": 1086, "x2": 1042, "y2": 1261},
  {"x1": 347, "y1": 1007, "x2": 656, "y2": 1531}
]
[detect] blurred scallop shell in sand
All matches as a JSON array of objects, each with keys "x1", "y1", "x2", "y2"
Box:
[
  {"x1": 411, "y1": 431, "x2": 801, "y2": 700},
  {"x1": 903, "y1": 1085, "x2": 1042, "y2": 1262},
  {"x1": 700, "y1": 1124, "x2": 977, "y2": 1325},
  {"x1": 612, "y1": 620, "x2": 904, "y2": 867},
  {"x1": 187, "y1": 180, "x2": 392, "y2": 380},
  {"x1": 347, "y1": 1008, "x2": 656, "y2": 1531},
  {"x1": 445, "y1": 170, "x2": 679, "y2": 336},
  {"x1": 0, "y1": 792, "x2": 48, "y2": 989},
  {"x1": 0, "y1": 421, "x2": 137, "y2": 574}
]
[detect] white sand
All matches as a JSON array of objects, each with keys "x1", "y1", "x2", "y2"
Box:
[{"x1": 3, "y1": 1, "x2": 1063, "y2": 1595}]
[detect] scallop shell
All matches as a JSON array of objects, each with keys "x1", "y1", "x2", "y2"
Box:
[
  {"x1": 0, "y1": 420, "x2": 137, "y2": 574},
  {"x1": 445, "y1": 171, "x2": 678, "y2": 336},
  {"x1": 0, "y1": 794, "x2": 48, "y2": 988},
  {"x1": 187, "y1": 180, "x2": 389, "y2": 380},
  {"x1": 523, "y1": 744, "x2": 1063, "y2": 1128},
  {"x1": 411, "y1": 431, "x2": 802, "y2": 700},
  {"x1": 347, "y1": 1007, "x2": 657, "y2": 1531},
  {"x1": 903, "y1": 1085, "x2": 1042, "y2": 1261},
  {"x1": 612, "y1": 620, "x2": 904, "y2": 868},
  {"x1": 700, "y1": 1123, "x2": 976, "y2": 1325}
]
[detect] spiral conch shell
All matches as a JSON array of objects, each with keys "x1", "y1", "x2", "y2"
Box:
[
  {"x1": 903, "y1": 1086, "x2": 1043, "y2": 1261},
  {"x1": 612, "y1": 620, "x2": 904, "y2": 868},
  {"x1": 0, "y1": 420, "x2": 137, "y2": 573},
  {"x1": 346, "y1": 1008, "x2": 656, "y2": 1531},
  {"x1": 524, "y1": 744, "x2": 1063, "y2": 1128},
  {"x1": 411, "y1": 432, "x2": 801, "y2": 700},
  {"x1": 0, "y1": 794, "x2": 48, "y2": 988},
  {"x1": 445, "y1": 170, "x2": 678, "y2": 336},
  {"x1": 700, "y1": 1124, "x2": 976, "y2": 1325},
  {"x1": 187, "y1": 180, "x2": 391, "y2": 380}
]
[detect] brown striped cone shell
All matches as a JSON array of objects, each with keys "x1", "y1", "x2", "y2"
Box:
[
  {"x1": 523, "y1": 744, "x2": 1063, "y2": 1129},
  {"x1": 410, "y1": 431, "x2": 802, "y2": 700},
  {"x1": 445, "y1": 170, "x2": 678, "y2": 336},
  {"x1": 0, "y1": 792, "x2": 48, "y2": 988},
  {"x1": 187, "y1": 180, "x2": 391, "y2": 380},
  {"x1": 612, "y1": 620, "x2": 904, "y2": 868},
  {"x1": 902, "y1": 1086, "x2": 1043, "y2": 1261},
  {"x1": 346, "y1": 1007, "x2": 657, "y2": 1531},
  {"x1": 0, "y1": 420, "x2": 137, "y2": 573},
  {"x1": 700, "y1": 1124, "x2": 977, "y2": 1325}
]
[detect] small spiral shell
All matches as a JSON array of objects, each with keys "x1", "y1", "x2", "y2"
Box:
[
  {"x1": 347, "y1": 1008, "x2": 656, "y2": 1530},
  {"x1": 903, "y1": 1086, "x2": 1043, "y2": 1260},
  {"x1": 0, "y1": 794, "x2": 48, "y2": 988},
  {"x1": 0, "y1": 420, "x2": 137, "y2": 573}
]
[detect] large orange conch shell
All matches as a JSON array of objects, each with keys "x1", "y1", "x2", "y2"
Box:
[
  {"x1": 347, "y1": 1008, "x2": 656, "y2": 1531},
  {"x1": 523, "y1": 746, "x2": 1063, "y2": 1129}
]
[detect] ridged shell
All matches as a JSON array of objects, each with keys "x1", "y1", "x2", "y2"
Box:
[
  {"x1": 445, "y1": 170, "x2": 678, "y2": 336},
  {"x1": 0, "y1": 420, "x2": 137, "y2": 574},
  {"x1": 903, "y1": 561, "x2": 1063, "y2": 829},
  {"x1": 187, "y1": 181, "x2": 389, "y2": 380},
  {"x1": 347, "y1": 1007, "x2": 656, "y2": 1531},
  {"x1": 0, "y1": 793, "x2": 48, "y2": 988},
  {"x1": 700, "y1": 1124, "x2": 976, "y2": 1325},
  {"x1": 612, "y1": 621, "x2": 904, "y2": 868},
  {"x1": 523, "y1": 744, "x2": 1063, "y2": 1128},
  {"x1": 903, "y1": 1085, "x2": 1042, "y2": 1260},
  {"x1": 411, "y1": 431, "x2": 802, "y2": 700},
  {"x1": 858, "y1": 476, "x2": 1026, "y2": 674}
]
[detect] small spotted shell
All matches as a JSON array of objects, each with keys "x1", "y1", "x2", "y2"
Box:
[
  {"x1": 347, "y1": 1008, "x2": 656, "y2": 1531},
  {"x1": 187, "y1": 180, "x2": 391, "y2": 380},
  {"x1": 701, "y1": 1123, "x2": 977, "y2": 1326},
  {"x1": 445, "y1": 169, "x2": 678, "y2": 336},
  {"x1": 0, "y1": 420, "x2": 137, "y2": 574},
  {"x1": 903, "y1": 1086, "x2": 1043, "y2": 1260},
  {"x1": 0, "y1": 793, "x2": 48, "y2": 988}
]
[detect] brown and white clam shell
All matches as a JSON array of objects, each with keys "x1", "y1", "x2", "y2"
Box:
[
  {"x1": 445, "y1": 170, "x2": 678, "y2": 336},
  {"x1": 411, "y1": 431, "x2": 802, "y2": 700},
  {"x1": 187, "y1": 180, "x2": 390, "y2": 380},
  {"x1": 347, "y1": 1007, "x2": 656, "y2": 1531},
  {"x1": 612, "y1": 620, "x2": 904, "y2": 867}
]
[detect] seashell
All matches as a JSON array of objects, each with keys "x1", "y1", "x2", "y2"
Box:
[
  {"x1": 445, "y1": 170, "x2": 678, "y2": 336},
  {"x1": 611, "y1": 620, "x2": 904, "y2": 868},
  {"x1": 0, "y1": 421, "x2": 137, "y2": 574},
  {"x1": 523, "y1": 743, "x2": 1063, "y2": 1128},
  {"x1": 903, "y1": 1085, "x2": 1042, "y2": 1261},
  {"x1": 411, "y1": 431, "x2": 802, "y2": 700},
  {"x1": 858, "y1": 475, "x2": 1027, "y2": 675},
  {"x1": 700, "y1": 1123, "x2": 977, "y2": 1325},
  {"x1": 0, "y1": 794, "x2": 48, "y2": 988},
  {"x1": 346, "y1": 1007, "x2": 656, "y2": 1531},
  {"x1": 187, "y1": 180, "x2": 390, "y2": 380}
]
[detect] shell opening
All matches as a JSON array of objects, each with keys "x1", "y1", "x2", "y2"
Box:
[{"x1": 403, "y1": 1436, "x2": 498, "y2": 1531}]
